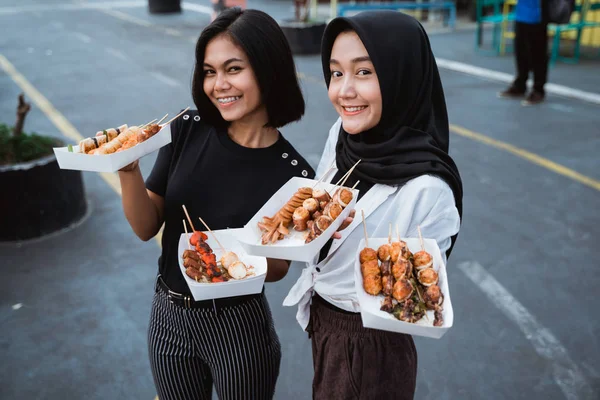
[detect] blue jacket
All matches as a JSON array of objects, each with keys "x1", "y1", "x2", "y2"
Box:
[{"x1": 515, "y1": 0, "x2": 542, "y2": 23}]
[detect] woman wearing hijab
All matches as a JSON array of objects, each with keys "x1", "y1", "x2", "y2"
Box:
[{"x1": 284, "y1": 11, "x2": 463, "y2": 399}]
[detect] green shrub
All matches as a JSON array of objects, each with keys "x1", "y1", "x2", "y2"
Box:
[{"x1": 0, "y1": 123, "x2": 57, "y2": 165}]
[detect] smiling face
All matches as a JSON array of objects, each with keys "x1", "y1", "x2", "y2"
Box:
[
  {"x1": 328, "y1": 30, "x2": 382, "y2": 135},
  {"x1": 203, "y1": 34, "x2": 267, "y2": 124}
]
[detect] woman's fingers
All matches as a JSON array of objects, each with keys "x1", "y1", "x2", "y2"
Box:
[
  {"x1": 338, "y1": 209, "x2": 356, "y2": 231},
  {"x1": 332, "y1": 209, "x2": 356, "y2": 239}
]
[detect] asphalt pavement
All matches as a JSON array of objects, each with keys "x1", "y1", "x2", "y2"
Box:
[{"x1": 0, "y1": 1, "x2": 599, "y2": 399}]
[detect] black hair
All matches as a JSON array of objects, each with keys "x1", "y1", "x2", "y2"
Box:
[{"x1": 192, "y1": 8, "x2": 305, "y2": 128}]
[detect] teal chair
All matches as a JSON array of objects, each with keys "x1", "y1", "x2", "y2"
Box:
[
  {"x1": 475, "y1": 0, "x2": 515, "y2": 54},
  {"x1": 548, "y1": 0, "x2": 600, "y2": 65}
]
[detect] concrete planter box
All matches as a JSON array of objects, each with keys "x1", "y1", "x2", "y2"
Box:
[{"x1": 0, "y1": 151, "x2": 87, "y2": 242}]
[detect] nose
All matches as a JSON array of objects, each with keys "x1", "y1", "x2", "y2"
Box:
[
  {"x1": 214, "y1": 73, "x2": 231, "y2": 91},
  {"x1": 338, "y1": 76, "x2": 356, "y2": 99}
]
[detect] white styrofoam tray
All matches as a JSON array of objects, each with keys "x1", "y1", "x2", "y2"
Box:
[
  {"x1": 354, "y1": 237, "x2": 453, "y2": 339},
  {"x1": 53, "y1": 124, "x2": 171, "y2": 173},
  {"x1": 236, "y1": 176, "x2": 359, "y2": 263},
  {"x1": 178, "y1": 228, "x2": 267, "y2": 301}
]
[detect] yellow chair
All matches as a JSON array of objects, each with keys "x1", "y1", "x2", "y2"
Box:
[{"x1": 499, "y1": 0, "x2": 517, "y2": 55}]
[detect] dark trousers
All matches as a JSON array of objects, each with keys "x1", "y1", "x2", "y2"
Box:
[
  {"x1": 309, "y1": 295, "x2": 417, "y2": 400},
  {"x1": 513, "y1": 21, "x2": 549, "y2": 94},
  {"x1": 148, "y1": 289, "x2": 281, "y2": 400}
]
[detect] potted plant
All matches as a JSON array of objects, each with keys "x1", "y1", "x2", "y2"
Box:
[
  {"x1": 0, "y1": 94, "x2": 87, "y2": 242},
  {"x1": 279, "y1": 0, "x2": 328, "y2": 55}
]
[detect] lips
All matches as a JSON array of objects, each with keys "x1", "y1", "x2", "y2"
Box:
[
  {"x1": 342, "y1": 105, "x2": 367, "y2": 115},
  {"x1": 217, "y1": 96, "x2": 241, "y2": 105}
]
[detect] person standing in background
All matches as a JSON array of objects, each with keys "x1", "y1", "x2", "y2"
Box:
[
  {"x1": 210, "y1": 0, "x2": 246, "y2": 21},
  {"x1": 499, "y1": 0, "x2": 549, "y2": 105}
]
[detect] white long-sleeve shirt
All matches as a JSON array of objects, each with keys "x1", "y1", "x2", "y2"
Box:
[{"x1": 283, "y1": 119, "x2": 461, "y2": 330}]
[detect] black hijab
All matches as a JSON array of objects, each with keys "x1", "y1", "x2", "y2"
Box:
[{"x1": 321, "y1": 11, "x2": 463, "y2": 257}]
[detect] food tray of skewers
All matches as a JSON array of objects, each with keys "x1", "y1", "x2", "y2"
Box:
[
  {"x1": 236, "y1": 176, "x2": 359, "y2": 262},
  {"x1": 354, "y1": 226, "x2": 453, "y2": 339},
  {"x1": 53, "y1": 108, "x2": 188, "y2": 173},
  {"x1": 178, "y1": 210, "x2": 267, "y2": 301}
]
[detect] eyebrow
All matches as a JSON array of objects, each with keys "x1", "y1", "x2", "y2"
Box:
[
  {"x1": 203, "y1": 57, "x2": 244, "y2": 68},
  {"x1": 330, "y1": 56, "x2": 372, "y2": 65}
]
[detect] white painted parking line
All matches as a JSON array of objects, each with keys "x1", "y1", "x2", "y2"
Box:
[
  {"x1": 151, "y1": 72, "x2": 181, "y2": 87},
  {"x1": 105, "y1": 47, "x2": 128, "y2": 61},
  {"x1": 50, "y1": 21, "x2": 64, "y2": 29},
  {"x1": 457, "y1": 262, "x2": 594, "y2": 400},
  {"x1": 181, "y1": 2, "x2": 212, "y2": 15},
  {"x1": 0, "y1": 1, "x2": 146, "y2": 15},
  {"x1": 101, "y1": 8, "x2": 151, "y2": 27},
  {"x1": 100, "y1": 8, "x2": 189, "y2": 39},
  {"x1": 436, "y1": 58, "x2": 600, "y2": 106},
  {"x1": 165, "y1": 28, "x2": 183, "y2": 37},
  {"x1": 72, "y1": 32, "x2": 92, "y2": 44}
]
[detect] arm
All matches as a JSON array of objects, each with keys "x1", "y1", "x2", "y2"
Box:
[
  {"x1": 118, "y1": 161, "x2": 164, "y2": 241},
  {"x1": 119, "y1": 118, "x2": 180, "y2": 241},
  {"x1": 265, "y1": 258, "x2": 291, "y2": 282}
]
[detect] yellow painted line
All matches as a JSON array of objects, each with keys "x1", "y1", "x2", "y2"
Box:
[
  {"x1": 0, "y1": 53, "x2": 122, "y2": 195},
  {"x1": 0, "y1": 53, "x2": 165, "y2": 244},
  {"x1": 296, "y1": 71, "x2": 600, "y2": 192},
  {"x1": 450, "y1": 124, "x2": 600, "y2": 192}
]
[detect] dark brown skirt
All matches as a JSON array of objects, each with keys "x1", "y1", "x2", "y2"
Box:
[{"x1": 309, "y1": 294, "x2": 417, "y2": 400}]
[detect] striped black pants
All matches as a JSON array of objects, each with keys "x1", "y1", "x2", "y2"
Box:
[{"x1": 148, "y1": 289, "x2": 282, "y2": 400}]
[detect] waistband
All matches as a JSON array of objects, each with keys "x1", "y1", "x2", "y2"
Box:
[
  {"x1": 155, "y1": 274, "x2": 263, "y2": 310},
  {"x1": 311, "y1": 294, "x2": 403, "y2": 339}
]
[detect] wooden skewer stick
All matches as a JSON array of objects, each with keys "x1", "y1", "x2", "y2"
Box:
[
  {"x1": 351, "y1": 180, "x2": 360, "y2": 190},
  {"x1": 160, "y1": 107, "x2": 190, "y2": 127},
  {"x1": 140, "y1": 119, "x2": 158, "y2": 129},
  {"x1": 198, "y1": 216, "x2": 225, "y2": 250},
  {"x1": 361, "y1": 209, "x2": 368, "y2": 248},
  {"x1": 156, "y1": 113, "x2": 169, "y2": 125},
  {"x1": 312, "y1": 163, "x2": 336, "y2": 189},
  {"x1": 339, "y1": 159, "x2": 362, "y2": 187},
  {"x1": 337, "y1": 159, "x2": 362, "y2": 187},
  {"x1": 181, "y1": 205, "x2": 197, "y2": 232},
  {"x1": 388, "y1": 223, "x2": 392, "y2": 244},
  {"x1": 182, "y1": 220, "x2": 191, "y2": 250},
  {"x1": 334, "y1": 159, "x2": 362, "y2": 186},
  {"x1": 396, "y1": 224, "x2": 401, "y2": 242},
  {"x1": 417, "y1": 225, "x2": 425, "y2": 251},
  {"x1": 334, "y1": 171, "x2": 350, "y2": 186}
]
